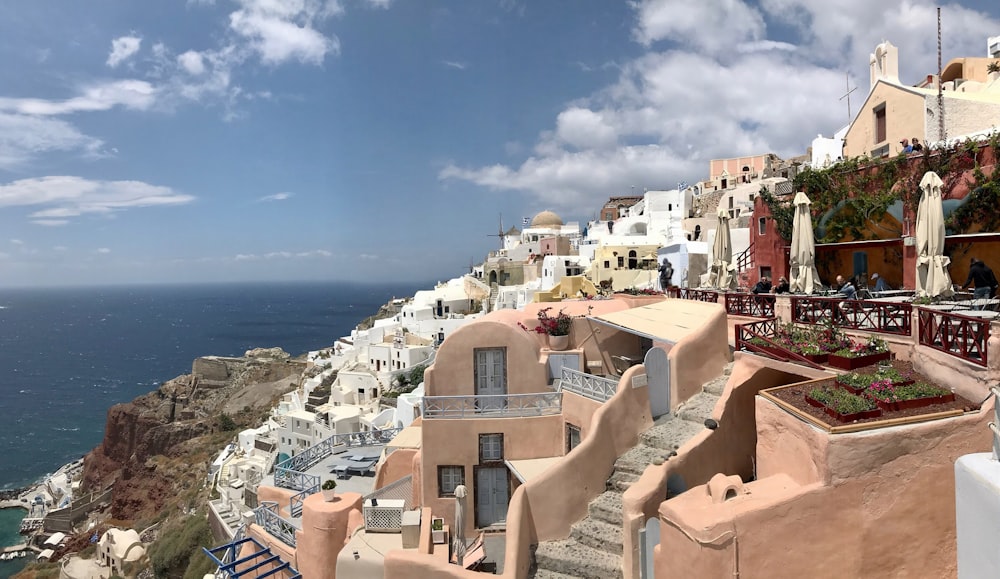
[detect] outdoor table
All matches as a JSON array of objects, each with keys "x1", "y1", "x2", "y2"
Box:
[
  {"x1": 920, "y1": 304, "x2": 959, "y2": 311},
  {"x1": 868, "y1": 295, "x2": 912, "y2": 303},
  {"x1": 872, "y1": 290, "x2": 912, "y2": 297},
  {"x1": 952, "y1": 309, "x2": 1000, "y2": 319}
]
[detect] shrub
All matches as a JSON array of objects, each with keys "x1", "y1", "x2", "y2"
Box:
[
  {"x1": 322, "y1": 479, "x2": 337, "y2": 491},
  {"x1": 148, "y1": 514, "x2": 214, "y2": 578},
  {"x1": 216, "y1": 413, "x2": 237, "y2": 431}
]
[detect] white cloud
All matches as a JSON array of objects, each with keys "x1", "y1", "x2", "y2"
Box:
[
  {"x1": 0, "y1": 176, "x2": 195, "y2": 224},
  {"x1": 234, "y1": 249, "x2": 332, "y2": 260},
  {"x1": 106, "y1": 35, "x2": 142, "y2": 68},
  {"x1": 178, "y1": 51, "x2": 206, "y2": 75},
  {"x1": 359, "y1": 253, "x2": 378, "y2": 260},
  {"x1": 229, "y1": 0, "x2": 342, "y2": 66},
  {"x1": 442, "y1": 0, "x2": 1000, "y2": 213},
  {"x1": 258, "y1": 192, "x2": 292, "y2": 202},
  {"x1": 365, "y1": 0, "x2": 391, "y2": 8},
  {"x1": 632, "y1": 0, "x2": 766, "y2": 54},
  {"x1": 10, "y1": 239, "x2": 23, "y2": 245},
  {"x1": 97, "y1": 247, "x2": 111, "y2": 254},
  {"x1": 443, "y1": 60, "x2": 467, "y2": 70},
  {"x1": 0, "y1": 112, "x2": 106, "y2": 169},
  {"x1": 0, "y1": 80, "x2": 156, "y2": 116}
]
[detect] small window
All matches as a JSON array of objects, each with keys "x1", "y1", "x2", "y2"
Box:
[
  {"x1": 874, "y1": 104, "x2": 887, "y2": 143},
  {"x1": 566, "y1": 424, "x2": 582, "y2": 453},
  {"x1": 758, "y1": 217, "x2": 766, "y2": 236},
  {"x1": 438, "y1": 465, "x2": 464, "y2": 497},
  {"x1": 479, "y1": 434, "x2": 504, "y2": 462}
]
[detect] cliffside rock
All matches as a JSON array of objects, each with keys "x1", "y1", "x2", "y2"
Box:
[{"x1": 79, "y1": 352, "x2": 304, "y2": 522}]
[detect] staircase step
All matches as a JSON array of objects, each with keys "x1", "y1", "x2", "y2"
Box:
[
  {"x1": 534, "y1": 539, "x2": 623, "y2": 579},
  {"x1": 531, "y1": 569, "x2": 581, "y2": 579},
  {"x1": 587, "y1": 491, "x2": 623, "y2": 526},
  {"x1": 639, "y1": 418, "x2": 705, "y2": 451},
  {"x1": 678, "y1": 391, "x2": 720, "y2": 424},
  {"x1": 614, "y1": 445, "x2": 663, "y2": 476},
  {"x1": 703, "y1": 374, "x2": 728, "y2": 396},
  {"x1": 608, "y1": 470, "x2": 639, "y2": 492},
  {"x1": 570, "y1": 517, "x2": 623, "y2": 554}
]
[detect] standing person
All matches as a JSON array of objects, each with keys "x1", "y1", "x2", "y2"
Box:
[
  {"x1": 911, "y1": 137, "x2": 924, "y2": 152},
  {"x1": 658, "y1": 259, "x2": 674, "y2": 290},
  {"x1": 836, "y1": 275, "x2": 857, "y2": 299},
  {"x1": 963, "y1": 258, "x2": 999, "y2": 299},
  {"x1": 773, "y1": 276, "x2": 790, "y2": 294}
]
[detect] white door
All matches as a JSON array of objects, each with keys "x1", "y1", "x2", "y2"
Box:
[
  {"x1": 644, "y1": 347, "x2": 671, "y2": 419},
  {"x1": 475, "y1": 348, "x2": 507, "y2": 412},
  {"x1": 476, "y1": 467, "x2": 509, "y2": 527}
]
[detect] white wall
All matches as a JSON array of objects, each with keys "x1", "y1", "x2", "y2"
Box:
[{"x1": 956, "y1": 453, "x2": 1000, "y2": 578}]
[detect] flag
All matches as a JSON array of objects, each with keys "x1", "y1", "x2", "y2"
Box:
[
  {"x1": 522, "y1": 217, "x2": 530, "y2": 225},
  {"x1": 677, "y1": 181, "x2": 688, "y2": 191}
]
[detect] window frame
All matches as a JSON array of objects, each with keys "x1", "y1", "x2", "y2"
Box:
[
  {"x1": 479, "y1": 433, "x2": 504, "y2": 463},
  {"x1": 438, "y1": 465, "x2": 465, "y2": 497}
]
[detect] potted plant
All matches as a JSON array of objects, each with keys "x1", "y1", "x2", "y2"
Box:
[
  {"x1": 321, "y1": 479, "x2": 337, "y2": 502},
  {"x1": 827, "y1": 336, "x2": 891, "y2": 370},
  {"x1": 431, "y1": 517, "x2": 446, "y2": 544},
  {"x1": 521, "y1": 307, "x2": 574, "y2": 350}
]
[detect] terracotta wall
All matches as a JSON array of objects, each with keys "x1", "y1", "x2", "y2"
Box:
[
  {"x1": 373, "y1": 448, "x2": 417, "y2": 489},
  {"x1": 668, "y1": 303, "x2": 731, "y2": 410},
  {"x1": 655, "y1": 390, "x2": 995, "y2": 578},
  {"x1": 425, "y1": 319, "x2": 546, "y2": 397},
  {"x1": 296, "y1": 492, "x2": 363, "y2": 579},
  {"x1": 621, "y1": 355, "x2": 825, "y2": 578},
  {"x1": 418, "y1": 415, "x2": 564, "y2": 537}
]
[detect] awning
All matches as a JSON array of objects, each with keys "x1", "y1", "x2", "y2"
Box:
[
  {"x1": 505, "y1": 457, "x2": 561, "y2": 484},
  {"x1": 38, "y1": 549, "x2": 55, "y2": 560},
  {"x1": 44, "y1": 532, "x2": 66, "y2": 546},
  {"x1": 588, "y1": 299, "x2": 723, "y2": 344}
]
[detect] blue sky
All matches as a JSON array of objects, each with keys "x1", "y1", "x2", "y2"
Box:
[{"x1": 1, "y1": 0, "x2": 998, "y2": 286}]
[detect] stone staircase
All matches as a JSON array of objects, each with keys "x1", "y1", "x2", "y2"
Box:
[{"x1": 530, "y1": 363, "x2": 732, "y2": 579}]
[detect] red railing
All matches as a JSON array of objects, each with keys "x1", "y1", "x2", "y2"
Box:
[
  {"x1": 677, "y1": 288, "x2": 719, "y2": 303},
  {"x1": 734, "y1": 318, "x2": 824, "y2": 370},
  {"x1": 917, "y1": 308, "x2": 990, "y2": 367},
  {"x1": 725, "y1": 293, "x2": 775, "y2": 318},
  {"x1": 789, "y1": 296, "x2": 912, "y2": 336},
  {"x1": 735, "y1": 242, "x2": 754, "y2": 273}
]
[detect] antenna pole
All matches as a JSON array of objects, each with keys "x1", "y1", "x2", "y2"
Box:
[{"x1": 937, "y1": 7, "x2": 945, "y2": 144}]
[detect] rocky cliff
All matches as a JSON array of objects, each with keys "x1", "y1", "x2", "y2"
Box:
[{"x1": 80, "y1": 347, "x2": 305, "y2": 522}]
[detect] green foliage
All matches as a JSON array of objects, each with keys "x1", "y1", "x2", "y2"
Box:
[
  {"x1": 944, "y1": 158, "x2": 1000, "y2": 233},
  {"x1": 758, "y1": 185, "x2": 794, "y2": 241},
  {"x1": 148, "y1": 514, "x2": 214, "y2": 579},
  {"x1": 808, "y1": 386, "x2": 877, "y2": 414},
  {"x1": 988, "y1": 61, "x2": 1000, "y2": 74},
  {"x1": 216, "y1": 413, "x2": 237, "y2": 432},
  {"x1": 895, "y1": 381, "x2": 950, "y2": 400},
  {"x1": 407, "y1": 364, "x2": 427, "y2": 387},
  {"x1": 322, "y1": 479, "x2": 337, "y2": 490},
  {"x1": 183, "y1": 550, "x2": 219, "y2": 579}
]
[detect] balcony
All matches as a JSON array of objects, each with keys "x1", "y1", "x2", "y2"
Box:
[{"x1": 422, "y1": 392, "x2": 562, "y2": 419}]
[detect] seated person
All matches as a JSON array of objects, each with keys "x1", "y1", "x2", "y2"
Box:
[
  {"x1": 773, "y1": 276, "x2": 790, "y2": 294},
  {"x1": 751, "y1": 276, "x2": 772, "y2": 294},
  {"x1": 836, "y1": 275, "x2": 857, "y2": 299},
  {"x1": 870, "y1": 273, "x2": 890, "y2": 292}
]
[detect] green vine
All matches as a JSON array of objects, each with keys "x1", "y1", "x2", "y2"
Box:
[{"x1": 759, "y1": 137, "x2": 997, "y2": 243}]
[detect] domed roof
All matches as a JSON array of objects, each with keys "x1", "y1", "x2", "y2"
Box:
[{"x1": 530, "y1": 210, "x2": 564, "y2": 228}]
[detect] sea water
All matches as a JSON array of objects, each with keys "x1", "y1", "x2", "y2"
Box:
[{"x1": 0, "y1": 281, "x2": 425, "y2": 574}]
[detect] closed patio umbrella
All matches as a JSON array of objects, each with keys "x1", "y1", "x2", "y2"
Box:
[
  {"x1": 453, "y1": 485, "x2": 467, "y2": 566},
  {"x1": 915, "y1": 171, "x2": 954, "y2": 298},
  {"x1": 711, "y1": 208, "x2": 736, "y2": 290},
  {"x1": 789, "y1": 192, "x2": 822, "y2": 294}
]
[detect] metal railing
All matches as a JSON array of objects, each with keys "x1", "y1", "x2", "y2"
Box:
[
  {"x1": 917, "y1": 308, "x2": 990, "y2": 367},
  {"x1": 422, "y1": 392, "x2": 562, "y2": 419},
  {"x1": 725, "y1": 293, "x2": 775, "y2": 318},
  {"x1": 255, "y1": 502, "x2": 298, "y2": 548},
  {"x1": 559, "y1": 367, "x2": 619, "y2": 403},
  {"x1": 790, "y1": 296, "x2": 912, "y2": 336},
  {"x1": 735, "y1": 242, "x2": 754, "y2": 273},
  {"x1": 363, "y1": 474, "x2": 413, "y2": 510},
  {"x1": 274, "y1": 427, "x2": 402, "y2": 492}
]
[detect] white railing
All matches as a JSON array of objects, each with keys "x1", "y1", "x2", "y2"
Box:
[
  {"x1": 559, "y1": 367, "x2": 619, "y2": 403},
  {"x1": 422, "y1": 392, "x2": 562, "y2": 419},
  {"x1": 990, "y1": 387, "x2": 1000, "y2": 460}
]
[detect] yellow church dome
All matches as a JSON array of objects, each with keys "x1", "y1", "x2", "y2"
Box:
[{"x1": 530, "y1": 210, "x2": 564, "y2": 228}]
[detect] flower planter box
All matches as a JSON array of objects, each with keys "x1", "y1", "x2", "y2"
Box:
[
  {"x1": 805, "y1": 394, "x2": 825, "y2": 408},
  {"x1": 874, "y1": 392, "x2": 955, "y2": 412},
  {"x1": 798, "y1": 352, "x2": 829, "y2": 364},
  {"x1": 823, "y1": 406, "x2": 883, "y2": 422},
  {"x1": 827, "y1": 351, "x2": 891, "y2": 370}
]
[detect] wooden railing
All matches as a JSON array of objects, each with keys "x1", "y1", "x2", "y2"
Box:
[
  {"x1": 725, "y1": 293, "x2": 775, "y2": 318},
  {"x1": 734, "y1": 317, "x2": 824, "y2": 370},
  {"x1": 676, "y1": 288, "x2": 719, "y2": 303},
  {"x1": 917, "y1": 308, "x2": 990, "y2": 367},
  {"x1": 790, "y1": 296, "x2": 912, "y2": 336}
]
